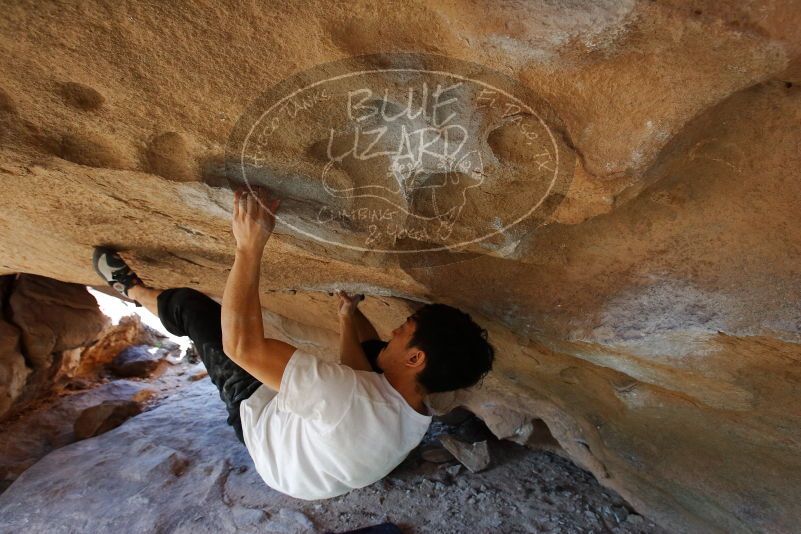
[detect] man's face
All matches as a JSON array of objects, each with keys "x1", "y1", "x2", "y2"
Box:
[{"x1": 377, "y1": 314, "x2": 417, "y2": 370}]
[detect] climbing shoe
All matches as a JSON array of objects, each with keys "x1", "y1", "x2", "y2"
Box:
[{"x1": 92, "y1": 247, "x2": 143, "y2": 298}]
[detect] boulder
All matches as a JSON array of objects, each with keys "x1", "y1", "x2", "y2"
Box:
[
  {"x1": 0, "y1": 274, "x2": 108, "y2": 419},
  {"x1": 8, "y1": 274, "x2": 108, "y2": 369},
  {"x1": 74, "y1": 314, "x2": 180, "y2": 377},
  {"x1": 438, "y1": 435, "x2": 491, "y2": 474},
  {"x1": 109, "y1": 345, "x2": 169, "y2": 378},
  {"x1": 74, "y1": 400, "x2": 142, "y2": 439},
  {"x1": 0, "y1": 320, "x2": 29, "y2": 418},
  {"x1": 188, "y1": 369, "x2": 208, "y2": 382}
]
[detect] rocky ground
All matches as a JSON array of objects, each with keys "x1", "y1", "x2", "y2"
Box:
[
  {"x1": 0, "y1": 371, "x2": 664, "y2": 533},
  {"x1": 0, "y1": 343, "x2": 203, "y2": 493}
]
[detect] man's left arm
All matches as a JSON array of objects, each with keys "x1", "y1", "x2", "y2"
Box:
[{"x1": 221, "y1": 187, "x2": 296, "y2": 391}]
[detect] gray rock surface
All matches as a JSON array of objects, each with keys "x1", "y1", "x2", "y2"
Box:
[
  {"x1": 110, "y1": 344, "x2": 170, "y2": 378},
  {"x1": 73, "y1": 399, "x2": 142, "y2": 439},
  {"x1": 0, "y1": 380, "x2": 156, "y2": 490},
  {"x1": 0, "y1": 381, "x2": 267, "y2": 534}
]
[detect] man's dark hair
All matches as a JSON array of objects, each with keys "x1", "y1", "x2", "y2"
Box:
[{"x1": 407, "y1": 303, "x2": 494, "y2": 394}]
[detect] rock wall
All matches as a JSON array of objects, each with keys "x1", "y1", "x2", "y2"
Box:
[
  {"x1": 0, "y1": 1, "x2": 800, "y2": 532},
  {"x1": 0, "y1": 278, "x2": 27, "y2": 417},
  {"x1": 0, "y1": 274, "x2": 108, "y2": 419},
  {"x1": 0, "y1": 308, "x2": 184, "y2": 493}
]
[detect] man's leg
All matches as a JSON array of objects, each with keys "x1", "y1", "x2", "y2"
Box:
[
  {"x1": 147, "y1": 286, "x2": 262, "y2": 444},
  {"x1": 94, "y1": 248, "x2": 261, "y2": 444},
  {"x1": 128, "y1": 285, "x2": 161, "y2": 317}
]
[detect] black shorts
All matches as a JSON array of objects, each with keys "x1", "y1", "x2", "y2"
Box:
[
  {"x1": 157, "y1": 288, "x2": 261, "y2": 444},
  {"x1": 157, "y1": 287, "x2": 387, "y2": 443}
]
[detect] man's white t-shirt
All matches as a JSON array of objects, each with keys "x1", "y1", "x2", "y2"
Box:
[{"x1": 239, "y1": 348, "x2": 432, "y2": 500}]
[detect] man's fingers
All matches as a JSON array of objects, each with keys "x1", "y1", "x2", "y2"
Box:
[
  {"x1": 246, "y1": 192, "x2": 257, "y2": 216},
  {"x1": 251, "y1": 186, "x2": 267, "y2": 203},
  {"x1": 243, "y1": 186, "x2": 282, "y2": 216},
  {"x1": 335, "y1": 290, "x2": 364, "y2": 306},
  {"x1": 233, "y1": 190, "x2": 241, "y2": 218},
  {"x1": 239, "y1": 191, "x2": 250, "y2": 216},
  {"x1": 260, "y1": 192, "x2": 279, "y2": 215}
]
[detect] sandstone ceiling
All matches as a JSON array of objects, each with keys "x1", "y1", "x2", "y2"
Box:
[{"x1": 1, "y1": 1, "x2": 800, "y2": 532}]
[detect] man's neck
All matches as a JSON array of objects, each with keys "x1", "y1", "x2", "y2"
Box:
[{"x1": 385, "y1": 372, "x2": 428, "y2": 415}]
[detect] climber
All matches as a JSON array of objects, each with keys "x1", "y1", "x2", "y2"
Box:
[{"x1": 91, "y1": 185, "x2": 494, "y2": 500}]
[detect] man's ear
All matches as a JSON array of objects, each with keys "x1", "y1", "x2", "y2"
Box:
[{"x1": 408, "y1": 349, "x2": 426, "y2": 369}]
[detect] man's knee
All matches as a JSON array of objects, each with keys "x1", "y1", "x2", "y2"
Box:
[
  {"x1": 158, "y1": 287, "x2": 205, "y2": 308},
  {"x1": 159, "y1": 287, "x2": 219, "y2": 315},
  {"x1": 157, "y1": 287, "x2": 220, "y2": 339}
]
